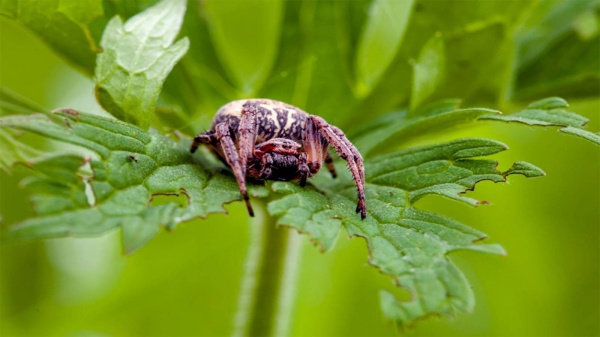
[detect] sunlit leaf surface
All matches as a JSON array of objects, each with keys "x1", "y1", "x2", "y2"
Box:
[
  {"x1": 481, "y1": 97, "x2": 600, "y2": 145},
  {"x1": 410, "y1": 33, "x2": 445, "y2": 113},
  {"x1": 355, "y1": 0, "x2": 414, "y2": 95},
  {"x1": 0, "y1": 110, "x2": 267, "y2": 253},
  {"x1": 0, "y1": 0, "x2": 106, "y2": 72},
  {"x1": 269, "y1": 138, "x2": 542, "y2": 325},
  {"x1": 94, "y1": 0, "x2": 189, "y2": 128}
]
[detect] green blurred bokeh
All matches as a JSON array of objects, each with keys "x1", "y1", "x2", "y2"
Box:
[{"x1": 1, "y1": 2, "x2": 599, "y2": 337}]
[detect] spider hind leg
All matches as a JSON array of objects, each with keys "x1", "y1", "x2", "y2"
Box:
[{"x1": 324, "y1": 150, "x2": 337, "y2": 178}]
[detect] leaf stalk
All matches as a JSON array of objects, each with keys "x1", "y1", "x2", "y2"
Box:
[{"x1": 232, "y1": 202, "x2": 302, "y2": 337}]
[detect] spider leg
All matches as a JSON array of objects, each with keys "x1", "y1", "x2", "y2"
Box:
[
  {"x1": 215, "y1": 123, "x2": 254, "y2": 217},
  {"x1": 309, "y1": 116, "x2": 366, "y2": 219},
  {"x1": 324, "y1": 150, "x2": 337, "y2": 178},
  {"x1": 190, "y1": 132, "x2": 214, "y2": 153},
  {"x1": 258, "y1": 153, "x2": 274, "y2": 180},
  {"x1": 239, "y1": 102, "x2": 259, "y2": 179},
  {"x1": 302, "y1": 114, "x2": 324, "y2": 175},
  {"x1": 299, "y1": 152, "x2": 309, "y2": 187}
]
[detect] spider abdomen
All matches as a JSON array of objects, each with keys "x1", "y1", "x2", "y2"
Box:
[{"x1": 212, "y1": 99, "x2": 308, "y2": 143}]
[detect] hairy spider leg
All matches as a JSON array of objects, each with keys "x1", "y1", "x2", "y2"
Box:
[
  {"x1": 310, "y1": 115, "x2": 366, "y2": 219},
  {"x1": 215, "y1": 123, "x2": 255, "y2": 217},
  {"x1": 238, "y1": 102, "x2": 259, "y2": 179},
  {"x1": 190, "y1": 133, "x2": 213, "y2": 153},
  {"x1": 302, "y1": 116, "x2": 324, "y2": 175},
  {"x1": 298, "y1": 152, "x2": 309, "y2": 187},
  {"x1": 324, "y1": 150, "x2": 337, "y2": 178}
]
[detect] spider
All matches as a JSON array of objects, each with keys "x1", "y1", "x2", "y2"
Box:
[{"x1": 190, "y1": 99, "x2": 366, "y2": 219}]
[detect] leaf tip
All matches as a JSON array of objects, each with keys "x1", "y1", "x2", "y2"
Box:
[
  {"x1": 528, "y1": 97, "x2": 569, "y2": 110},
  {"x1": 504, "y1": 161, "x2": 546, "y2": 178}
]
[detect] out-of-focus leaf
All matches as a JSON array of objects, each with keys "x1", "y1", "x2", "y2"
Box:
[
  {"x1": 268, "y1": 138, "x2": 543, "y2": 326},
  {"x1": 516, "y1": 0, "x2": 598, "y2": 70},
  {"x1": 0, "y1": 109, "x2": 268, "y2": 253},
  {"x1": 437, "y1": 22, "x2": 513, "y2": 106},
  {"x1": 0, "y1": 0, "x2": 106, "y2": 73},
  {"x1": 161, "y1": 0, "x2": 235, "y2": 117},
  {"x1": 94, "y1": 0, "x2": 189, "y2": 128},
  {"x1": 203, "y1": 0, "x2": 284, "y2": 96},
  {"x1": 294, "y1": 1, "x2": 357, "y2": 120},
  {"x1": 102, "y1": 0, "x2": 158, "y2": 20},
  {"x1": 0, "y1": 87, "x2": 48, "y2": 116},
  {"x1": 409, "y1": 33, "x2": 445, "y2": 113},
  {"x1": 258, "y1": 1, "x2": 359, "y2": 123},
  {"x1": 0, "y1": 129, "x2": 43, "y2": 173},
  {"x1": 515, "y1": 30, "x2": 599, "y2": 100},
  {"x1": 513, "y1": 1, "x2": 599, "y2": 100},
  {"x1": 353, "y1": 0, "x2": 535, "y2": 119},
  {"x1": 354, "y1": 0, "x2": 415, "y2": 96},
  {"x1": 481, "y1": 97, "x2": 600, "y2": 145},
  {"x1": 0, "y1": 88, "x2": 48, "y2": 172}
]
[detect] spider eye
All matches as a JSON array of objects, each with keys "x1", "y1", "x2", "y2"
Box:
[{"x1": 281, "y1": 140, "x2": 293, "y2": 149}]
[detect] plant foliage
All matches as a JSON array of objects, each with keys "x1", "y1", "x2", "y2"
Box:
[{"x1": 1, "y1": 0, "x2": 598, "y2": 329}]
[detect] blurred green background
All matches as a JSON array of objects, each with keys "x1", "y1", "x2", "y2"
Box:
[{"x1": 1, "y1": 0, "x2": 599, "y2": 336}]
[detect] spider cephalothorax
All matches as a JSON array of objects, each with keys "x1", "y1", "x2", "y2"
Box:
[{"x1": 190, "y1": 99, "x2": 366, "y2": 219}]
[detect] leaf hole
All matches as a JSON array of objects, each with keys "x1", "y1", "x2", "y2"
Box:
[
  {"x1": 82, "y1": 180, "x2": 96, "y2": 207},
  {"x1": 149, "y1": 191, "x2": 189, "y2": 208},
  {"x1": 77, "y1": 158, "x2": 96, "y2": 207},
  {"x1": 382, "y1": 281, "x2": 413, "y2": 303}
]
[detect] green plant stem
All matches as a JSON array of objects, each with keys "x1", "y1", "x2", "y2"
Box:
[{"x1": 232, "y1": 202, "x2": 303, "y2": 337}]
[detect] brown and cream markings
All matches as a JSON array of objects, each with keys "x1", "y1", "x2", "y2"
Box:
[{"x1": 191, "y1": 99, "x2": 366, "y2": 219}]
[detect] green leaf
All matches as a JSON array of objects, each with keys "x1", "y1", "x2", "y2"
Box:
[
  {"x1": 481, "y1": 97, "x2": 600, "y2": 145},
  {"x1": 352, "y1": 99, "x2": 500, "y2": 157},
  {"x1": 513, "y1": 1, "x2": 599, "y2": 100},
  {"x1": 516, "y1": 29, "x2": 599, "y2": 100},
  {"x1": 204, "y1": 0, "x2": 284, "y2": 95},
  {"x1": 0, "y1": 87, "x2": 48, "y2": 116},
  {"x1": 0, "y1": 129, "x2": 43, "y2": 173},
  {"x1": 3, "y1": 1, "x2": 598, "y2": 331},
  {"x1": 268, "y1": 138, "x2": 541, "y2": 326},
  {"x1": 101, "y1": 0, "x2": 158, "y2": 20},
  {"x1": 0, "y1": 0, "x2": 106, "y2": 73},
  {"x1": 353, "y1": 0, "x2": 537, "y2": 120},
  {"x1": 94, "y1": 0, "x2": 190, "y2": 128},
  {"x1": 354, "y1": 0, "x2": 415, "y2": 96},
  {"x1": 516, "y1": 0, "x2": 598, "y2": 70},
  {"x1": 504, "y1": 161, "x2": 546, "y2": 177},
  {"x1": 410, "y1": 33, "x2": 445, "y2": 113},
  {"x1": 0, "y1": 109, "x2": 267, "y2": 253},
  {"x1": 0, "y1": 88, "x2": 48, "y2": 172}
]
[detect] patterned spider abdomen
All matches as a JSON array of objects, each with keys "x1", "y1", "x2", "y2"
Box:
[{"x1": 212, "y1": 99, "x2": 309, "y2": 143}]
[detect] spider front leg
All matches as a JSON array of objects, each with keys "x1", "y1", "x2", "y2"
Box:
[
  {"x1": 299, "y1": 152, "x2": 309, "y2": 187},
  {"x1": 258, "y1": 153, "x2": 274, "y2": 180},
  {"x1": 309, "y1": 116, "x2": 366, "y2": 219},
  {"x1": 190, "y1": 132, "x2": 214, "y2": 153},
  {"x1": 214, "y1": 123, "x2": 255, "y2": 217},
  {"x1": 238, "y1": 101, "x2": 259, "y2": 178}
]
